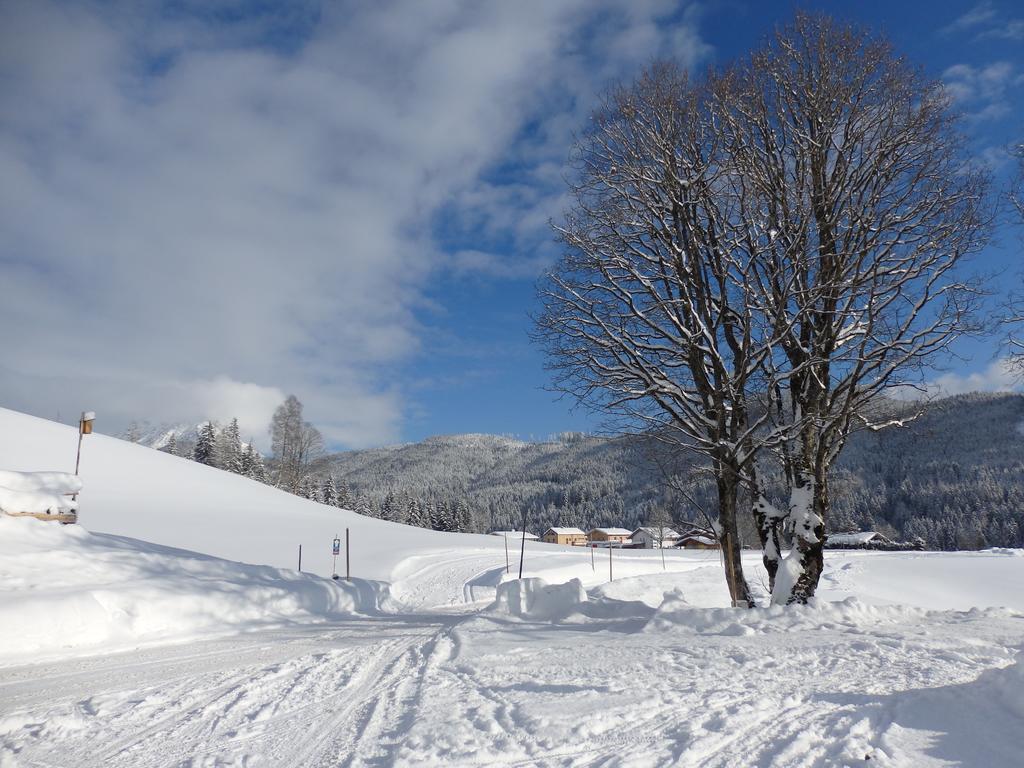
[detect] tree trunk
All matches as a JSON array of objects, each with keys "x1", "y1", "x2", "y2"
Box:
[
  {"x1": 717, "y1": 471, "x2": 754, "y2": 608},
  {"x1": 752, "y1": 490, "x2": 784, "y2": 593},
  {"x1": 771, "y1": 467, "x2": 827, "y2": 605},
  {"x1": 787, "y1": 467, "x2": 828, "y2": 603}
]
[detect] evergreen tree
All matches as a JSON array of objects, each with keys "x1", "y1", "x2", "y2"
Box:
[
  {"x1": 194, "y1": 422, "x2": 217, "y2": 466},
  {"x1": 407, "y1": 498, "x2": 429, "y2": 529},
  {"x1": 381, "y1": 491, "x2": 398, "y2": 522},
  {"x1": 240, "y1": 443, "x2": 267, "y2": 483},
  {"x1": 162, "y1": 433, "x2": 178, "y2": 456},
  {"x1": 336, "y1": 478, "x2": 351, "y2": 509},
  {"x1": 430, "y1": 499, "x2": 454, "y2": 531},
  {"x1": 322, "y1": 476, "x2": 338, "y2": 506},
  {"x1": 217, "y1": 418, "x2": 243, "y2": 474},
  {"x1": 355, "y1": 493, "x2": 374, "y2": 517},
  {"x1": 453, "y1": 498, "x2": 472, "y2": 533}
]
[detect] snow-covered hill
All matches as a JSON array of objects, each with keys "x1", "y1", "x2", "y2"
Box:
[{"x1": 0, "y1": 407, "x2": 485, "y2": 583}]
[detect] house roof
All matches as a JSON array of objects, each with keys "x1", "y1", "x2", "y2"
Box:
[
  {"x1": 827, "y1": 531, "x2": 883, "y2": 546},
  {"x1": 545, "y1": 527, "x2": 586, "y2": 536},
  {"x1": 678, "y1": 534, "x2": 717, "y2": 545},
  {"x1": 488, "y1": 530, "x2": 538, "y2": 539},
  {"x1": 631, "y1": 526, "x2": 682, "y2": 539},
  {"x1": 590, "y1": 527, "x2": 633, "y2": 536}
]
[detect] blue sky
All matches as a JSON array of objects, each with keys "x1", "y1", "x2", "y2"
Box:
[
  {"x1": 414, "y1": 0, "x2": 1024, "y2": 443},
  {"x1": 1, "y1": 1, "x2": 1021, "y2": 449}
]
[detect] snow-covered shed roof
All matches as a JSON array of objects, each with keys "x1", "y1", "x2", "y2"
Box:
[
  {"x1": 827, "y1": 531, "x2": 885, "y2": 546},
  {"x1": 590, "y1": 527, "x2": 633, "y2": 536},
  {"x1": 678, "y1": 534, "x2": 717, "y2": 546},
  {"x1": 489, "y1": 530, "x2": 539, "y2": 540},
  {"x1": 545, "y1": 527, "x2": 586, "y2": 535},
  {"x1": 631, "y1": 526, "x2": 682, "y2": 539}
]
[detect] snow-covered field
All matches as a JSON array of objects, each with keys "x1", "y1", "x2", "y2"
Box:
[{"x1": 1, "y1": 407, "x2": 1023, "y2": 766}]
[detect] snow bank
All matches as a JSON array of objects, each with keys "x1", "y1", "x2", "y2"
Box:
[
  {"x1": 489, "y1": 577, "x2": 587, "y2": 620},
  {"x1": 0, "y1": 516, "x2": 388, "y2": 665},
  {"x1": 644, "y1": 591, "x2": 1018, "y2": 635}
]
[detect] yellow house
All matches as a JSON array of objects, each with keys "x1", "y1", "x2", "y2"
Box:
[
  {"x1": 542, "y1": 527, "x2": 588, "y2": 546},
  {"x1": 588, "y1": 527, "x2": 633, "y2": 546}
]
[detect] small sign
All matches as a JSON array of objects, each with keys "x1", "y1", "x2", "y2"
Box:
[{"x1": 332, "y1": 537, "x2": 341, "y2": 556}]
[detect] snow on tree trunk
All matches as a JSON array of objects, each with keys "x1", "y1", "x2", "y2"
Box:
[{"x1": 771, "y1": 476, "x2": 824, "y2": 605}]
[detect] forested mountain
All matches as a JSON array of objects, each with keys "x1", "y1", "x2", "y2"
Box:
[{"x1": 319, "y1": 393, "x2": 1024, "y2": 550}]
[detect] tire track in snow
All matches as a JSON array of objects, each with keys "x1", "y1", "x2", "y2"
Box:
[{"x1": 0, "y1": 619, "x2": 458, "y2": 768}]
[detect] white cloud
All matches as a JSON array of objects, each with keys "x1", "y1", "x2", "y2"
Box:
[
  {"x1": 890, "y1": 358, "x2": 1021, "y2": 400},
  {"x1": 941, "y1": 61, "x2": 1023, "y2": 122},
  {"x1": 940, "y1": 2, "x2": 998, "y2": 35},
  {"x1": 940, "y1": 2, "x2": 1024, "y2": 41},
  {"x1": 0, "y1": 0, "x2": 710, "y2": 447}
]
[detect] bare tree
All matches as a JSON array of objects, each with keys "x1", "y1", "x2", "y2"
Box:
[
  {"x1": 718, "y1": 14, "x2": 991, "y2": 603},
  {"x1": 270, "y1": 395, "x2": 324, "y2": 493},
  {"x1": 535, "y1": 64, "x2": 793, "y2": 608},
  {"x1": 645, "y1": 506, "x2": 674, "y2": 569},
  {"x1": 1011, "y1": 145, "x2": 1024, "y2": 222},
  {"x1": 1004, "y1": 145, "x2": 1024, "y2": 372}
]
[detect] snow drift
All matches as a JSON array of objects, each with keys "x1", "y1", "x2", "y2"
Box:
[
  {"x1": 490, "y1": 577, "x2": 587, "y2": 620},
  {"x1": 0, "y1": 516, "x2": 388, "y2": 665}
]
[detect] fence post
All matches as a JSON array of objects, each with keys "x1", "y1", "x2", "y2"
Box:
[{"x1": 518, "y1": 512, "x2": 528, "y2": 579}]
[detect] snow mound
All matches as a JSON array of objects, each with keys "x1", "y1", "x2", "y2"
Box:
[
  {"x1": 0, "y1": 469, "x2": 81, "y2": 516},
  {"x1": 645, "y1": 592, "x2": 942, "y2": 635},
  {"x1": 489, "y1": 577, "x2": 587, "y2": 620},
  {"x1": 0, "y1": 516, "x2": 388, "y2": 665},
  {"x1": 985, "y1": 547, "x2": 1024, "y2": 557}
]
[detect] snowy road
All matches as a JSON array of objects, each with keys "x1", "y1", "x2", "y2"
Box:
[
  {"x1": 3, "y1": 581, "x2": 1024, "y2": 767},
  {"x1": 1, "y1": 614, "x2": 465, "y2": 767}
]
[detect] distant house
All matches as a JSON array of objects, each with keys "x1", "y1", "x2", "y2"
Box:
[
  {"x1": 825, "y1": 531, "x2": 893, "y2": 549},
  {"x1": 630, "y1": 526, "x2": 681, "y2": 549},
  {"x1": 542, "y1": 527, "x2": 588, "y2": 546},
  {"x1": 588, "y1": 527, "x2": 633, "y2": 546},
  {"x1": 676, "y1": 533, "x2": 718, "y2": 550},
  {"x1": 488, "y1": 530, "x2": 539, "y2": 540}
]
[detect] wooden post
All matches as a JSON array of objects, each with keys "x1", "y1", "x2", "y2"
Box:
[
  {"x1": 518, "y1": 512, "x2": 528, "y2": 580},
  {"x1": 74, "y1": 429, "x2": 84, "y2": 477},
  {"x1": 609, "y1": 543, "x2": 613, "y2": 582},
  {"x1": 298, "y1": 544, "x2": 302, "y2": 572},
  {"x1": 345, "y1": 528, "x2": 350, "y2": 580}
]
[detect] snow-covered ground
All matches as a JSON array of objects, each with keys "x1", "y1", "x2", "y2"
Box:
[{"x1": 1, "y1": 407, "x2": 1023, "y2": 766}]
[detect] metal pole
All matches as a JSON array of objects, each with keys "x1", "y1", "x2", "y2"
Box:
[
  {"x1": 590, "y1": 541, "x2": 595, "y2": 571},
  {"x1": 346, "y1": 528, "x2": 350, "y2": 580},
  {"x1": 298, "y1": 544, "x2": 302, "y2": 572},
  {"x1": 609, "y1": 542, "x2": 613, "y2": 582}
]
